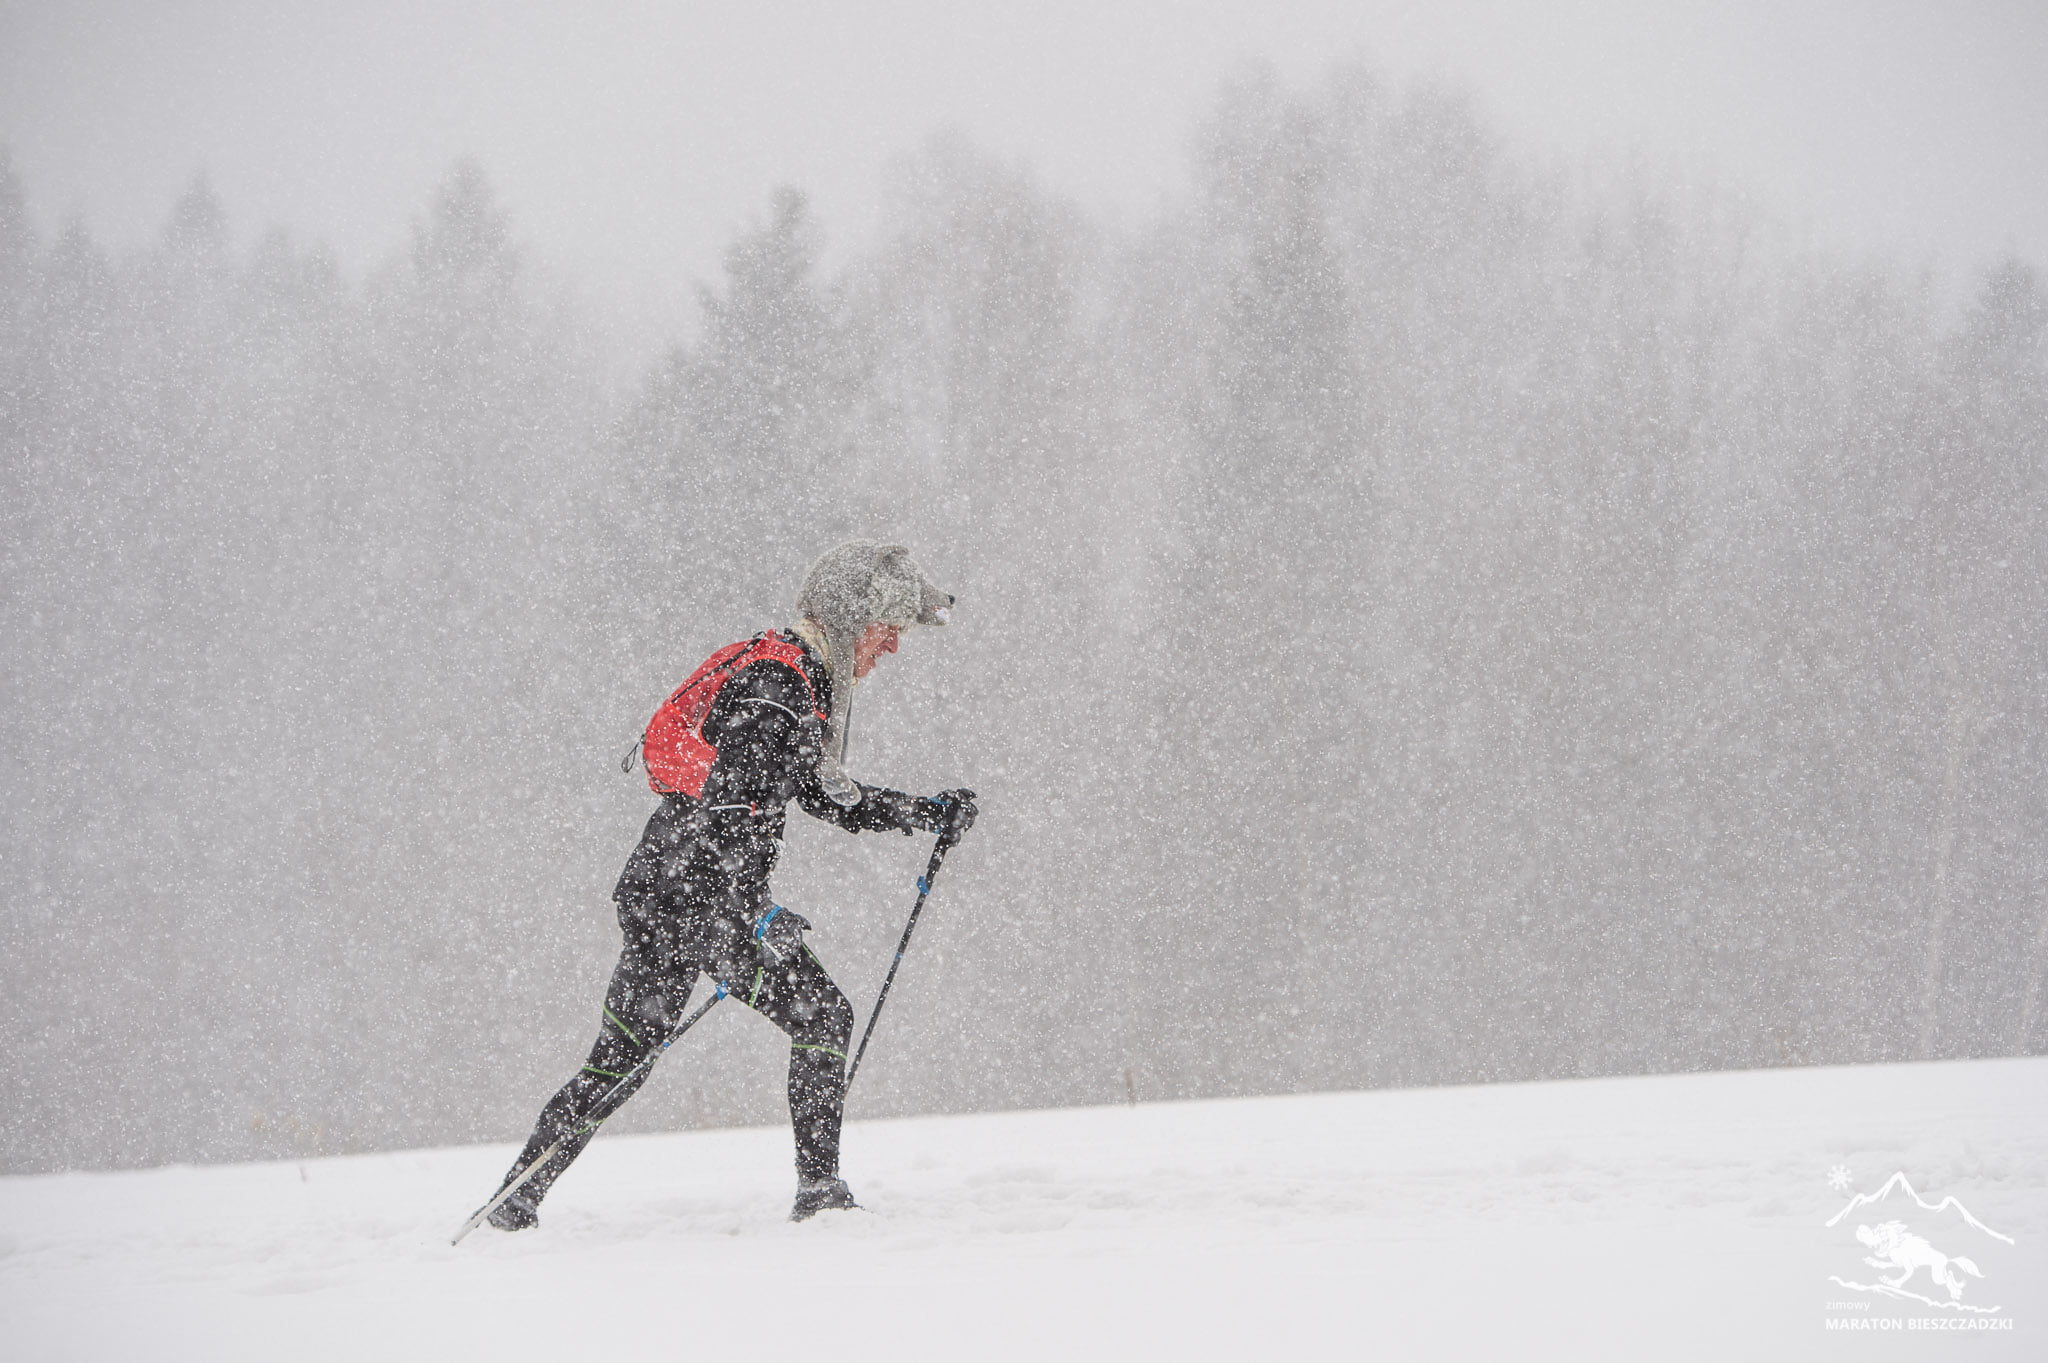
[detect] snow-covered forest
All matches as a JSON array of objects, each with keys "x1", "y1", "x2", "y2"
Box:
[{"x1": 3, "y1": 65, "x2": 2043, "y2": 1175}]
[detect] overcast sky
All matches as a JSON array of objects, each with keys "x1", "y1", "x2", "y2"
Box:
[{"x1": 3, "y1": 0, "x2": 2044, "y2": 350}]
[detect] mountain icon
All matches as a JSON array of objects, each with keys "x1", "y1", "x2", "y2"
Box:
[{"x1": 1825, "y1": 1171, "x2": 2014, "y2": 1314}]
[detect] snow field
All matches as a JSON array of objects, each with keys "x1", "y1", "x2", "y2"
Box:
[{"x1": 3, "y1": 1056, "x2": 2044, "y2": 1361}]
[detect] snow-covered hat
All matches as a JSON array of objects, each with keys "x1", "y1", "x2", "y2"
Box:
[{"x1": 794, "y1": 540, "x2": 954, "y2": 802}]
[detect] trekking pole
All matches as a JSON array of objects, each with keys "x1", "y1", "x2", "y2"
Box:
[
  {"x1": 451, "y1": 979, "x2": 728, "y2": 1245},
  {"x1": 846, "y1": 831, "x2": 960, "y2": 1095}
]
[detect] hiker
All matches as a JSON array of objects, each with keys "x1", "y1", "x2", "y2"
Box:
[{"x1": 487, "y1": 540, "x2": 976, "y2": 1227}]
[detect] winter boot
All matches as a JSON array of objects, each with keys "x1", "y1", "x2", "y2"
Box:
[
  {"x1": 488, "y1": 1188, "x2": 540, "y2": 1232},
  {"x1": 790, "y1": 1176, "x2": 858, "y2": 1221}
]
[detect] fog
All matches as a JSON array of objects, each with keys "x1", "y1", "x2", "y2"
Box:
[
  {"x1": 6, "y1": 2, "x2": 2045, "y2": 352},
  {"x1": 2, "y1": 6, "x2": 2044, "y2": 1174}
]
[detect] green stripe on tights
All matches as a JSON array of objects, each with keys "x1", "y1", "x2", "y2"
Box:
[{"x1": 603, "y1": 1007, "x2": 642, "y2": 1047}]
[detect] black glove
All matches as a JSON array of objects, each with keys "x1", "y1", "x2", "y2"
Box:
[
  {"x1": 923, "y1": 787, "x2": 977, "y2": 845},
  {"x1": 752, "y1": 903, "x2": 812, "y2": 965}
]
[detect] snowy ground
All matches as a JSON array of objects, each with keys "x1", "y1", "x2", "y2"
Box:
[{"x1": 3, "y1": 1058, "x2": 2043, "y2": 1361}]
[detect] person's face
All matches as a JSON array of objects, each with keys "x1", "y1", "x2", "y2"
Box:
[{"x1": 852, "y1": 622, "x2": 901, "y2": 679}]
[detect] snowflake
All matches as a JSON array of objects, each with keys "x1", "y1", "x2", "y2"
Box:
[{"x1": 1827, "y1": 1164, "x2": 1853, "y2": 1193}]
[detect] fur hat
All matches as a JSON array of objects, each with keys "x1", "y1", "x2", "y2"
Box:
[{"x1": 794, "y1": 540, "x2": 954, "y2": 804}]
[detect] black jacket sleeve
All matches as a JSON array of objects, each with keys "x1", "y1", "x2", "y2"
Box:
[
  {"x1": 797, "y1": 777, "x2": 933, "y2": 836},
  {"x1": 701, "y1": 661, "x2": 932, "y2": 836},
  {"x1": 698, "y1": 661, "x2": 822, "y2": 809}
]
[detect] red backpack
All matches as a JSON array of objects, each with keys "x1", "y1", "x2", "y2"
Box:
[{"x1": 635, "y1": 633, "x2": 823, "y2": 798}]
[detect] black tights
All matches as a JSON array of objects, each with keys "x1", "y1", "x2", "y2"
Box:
[{"x1": 503, "y1": 901, "x2": 855, "y2": 1203}]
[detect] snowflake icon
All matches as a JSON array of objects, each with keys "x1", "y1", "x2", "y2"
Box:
[{"x1": 1827, "y1": 1164, "x2": 1853, "y2": 1193}]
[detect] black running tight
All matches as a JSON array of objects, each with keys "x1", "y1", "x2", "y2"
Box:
[{"x1": 504, "y1": 900, "x2": 855, "y2": 1203}]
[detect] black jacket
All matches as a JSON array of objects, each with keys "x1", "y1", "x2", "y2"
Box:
[{"x1": 614, "y1": 630, "x2": 931, "y2": 916}]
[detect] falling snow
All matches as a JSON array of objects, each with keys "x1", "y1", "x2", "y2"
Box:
[{"x1": 1, "y1": 13, "x2": 2042, "y2": 1284}]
